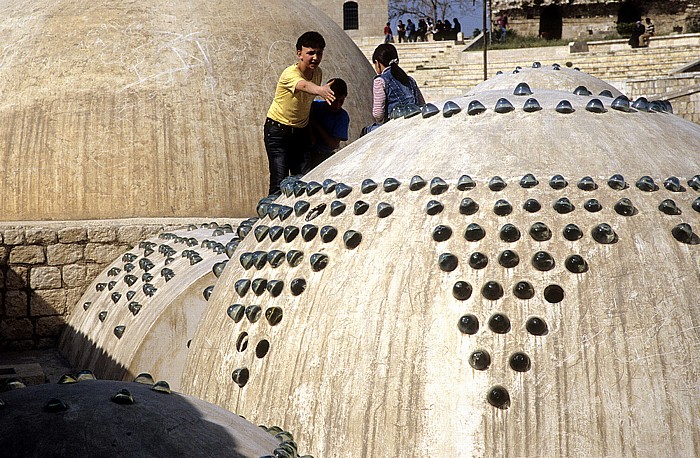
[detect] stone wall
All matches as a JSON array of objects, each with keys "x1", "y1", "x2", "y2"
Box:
[
  {"x1": 307, "y1": 0, "x2": 387, "y2": 41},
  {"x1": 0, "y1": 220, "x2": 206, "y2": 351},
  {"x1": 628, "y1": 74, "x2": 700, "y2": 124}
]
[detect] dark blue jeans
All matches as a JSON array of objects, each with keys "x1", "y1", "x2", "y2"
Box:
[{"x1": 264, "y1": 118, "x2": 311, "y2": 195}]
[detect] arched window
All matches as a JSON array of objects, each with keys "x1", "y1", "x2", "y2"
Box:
[{"x1": 343, "y1": 1, "x2": 359, "y2": 30}]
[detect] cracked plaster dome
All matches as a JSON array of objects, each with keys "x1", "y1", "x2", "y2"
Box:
[
  {"x1": 183, "y1": 67, "x2": 700, "y2": 457},
  {"x1": 0, "y1": 0, "x2": 373, "y2": 220}
]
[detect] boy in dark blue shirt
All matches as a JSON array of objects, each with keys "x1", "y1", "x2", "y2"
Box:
[{"x1": 308, "y1": 78, "x2": 350, "y2": 169}]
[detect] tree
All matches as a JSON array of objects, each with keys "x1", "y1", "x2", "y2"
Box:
[{"x1": 389, "y1": 0, "x2": 477, "y2": 23}]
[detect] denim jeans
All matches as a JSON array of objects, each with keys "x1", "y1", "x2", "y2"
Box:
[{"x1": 264, "y1": 118, "x2": 311, "y2": 195}]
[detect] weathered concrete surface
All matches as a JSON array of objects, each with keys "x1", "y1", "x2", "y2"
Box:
[
  {"x1": 183, "y1": 68, "x2": 700, "y2": 457},
  {"x1": 0, "y1": 0, "x2": 374, "y2": 220}
]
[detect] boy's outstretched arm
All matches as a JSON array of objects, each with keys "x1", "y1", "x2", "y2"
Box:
[{"x1": 296, "y1": 80, "x2": 335, "y2": 104}]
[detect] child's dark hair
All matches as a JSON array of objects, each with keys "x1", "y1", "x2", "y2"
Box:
[
  {"x1": 372, "y1": 43, "x2": 410, "y2": 87},
  {"x1": 297, "y1": 31, "x2": 326, "y2": 51},
  {"x1": 329, "y1": 78, "x2": 348, "y2": 97}
]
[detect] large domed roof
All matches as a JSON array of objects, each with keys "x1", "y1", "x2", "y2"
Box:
[
  {"x1": 182, "y1": 67, "x2": 700, "y2": 457},
  {"x1": 0, "y1": 0, "x2": 373, "y2": 220}
]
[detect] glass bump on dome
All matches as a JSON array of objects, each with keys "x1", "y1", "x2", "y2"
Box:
[
  {"x1": 469, "y1": 350, "x2": 491, "y2": 370},
  {"x1": 585, "y1": 98, "x2": 606, "y2": 113},
  {"x1": 509, "y1": 352, "x2": 532, "y2": 372},
  {"x1": 310, "y1": 253, "x2": 329, "y2": 271},
  {"x1": 526, "y1": 316, "x2": 549, "y2": 336},
  {"x1": 632, "y1": 97, "x2": 650, "y2": 112},
  {"x1": 293, "y1": 201, "x2": 310, "y2": 218},
  {"x1": 464, "y1": 223, "x2": 486, "y2": 241},
  {"x1": 513, "y1": 82, "x2": 533, "y2": 96},
  {"x1": 301, "y1": 224, "x2": 318, "y2": 242},
  {"x1": 212, "y1": 262, "x2": 226, "y2": 278},
  {"x1": 573, "y1": 85, "x2": 592, "y2": 96},
  {"x1": 421, "y1": 103, "x2": 439, "y2": 118},
  {"x1": 76, "y1": 370, "x2": 95, "y2": 381},
  {"x1": 267, "y1": 250, "x2": 286, "y2": 268},
  {"x1": 520, "y1": 173, "x2": 539, "y2": 188},
  {"x1": 521, "y1": 97, "x2": 541, "y2": 112},
  {"x1": 124, "y1": 274, "x2": 137, "y2": 286},
  {"x1": 383, "y1": 178, "x2": 401, "y2": 192},
  {"x1": 556, "y1": 100, "x2": 574, "y2": 114},
  {"x1": 565, "y1": 255, "x2": 589, "y2": 273},
  {"x1": 277, "y1": 206, "x2": 293, "y2": 221},
  {"x1": 495, "y1": 98, "x2": 515, "y2": 113},
  {"x1": 152, "y1": 381, "x2": 171, "y2": 394},
  {"x1": 319, "y1": 225, "x2": 338, "y2": 243},
  {"x1": 266, "y1": 280, "x2": 284, "y2": 297},
  {"x1": 330, "y1": 201, "x2": 346, "y2": 216},
  {"x1": 123, "y1": 263, "x2": 135, "y2": 273},
  {"x1": 335, "y1": 183, "x2": 352, "y2": 198},
  {"x1": 409, "y1": 175, "x2": 427, "y2": 191},
  {"x1": 577, "y1": 176, "x2": 598, "y2": 191},
  {"x1": 636, "y1": 176, "x2": 658, "y2": 192},
  {"x1": 608, "y1": 174, "x2": 627, "y2": 190},
  {"x1": 113, "y1": 325, "x2": 125, "y2": 339},
  {"x1": 460, "y1": 198, "x2": 480, "y2": 215},
  {"x1": 443, "y1": 100, "x2": 462, "y2": 117},
  {"x1": 290, "y1": 278, "x2": 307, "y2": 296},
  {"x1": 659, "y1": 199, "x2": 681, "y2": 215},
  {"x1": 238, "y1": 224, "x2": 253, "y2": 238},
  {"x1": 232, "y1": 368, "x2": 249, "y2": 388},
  {"x1": 430, "y1": 177, "x2": 449, "y2": 195},
  {"x1": 227, "y1": 304, "x2": 245, "y2": 323},
  {"x1": 529, "y1": 222, "x2": 552, "y2": 241},
  {"x1": 523, "y1": 198, "x2": 542, "y2": 213},
  {"x1": 354, "y1": 200, "x2": 370, "y2": 215},
  {"x1": 245, "y1": 305, "x2": 262, "y2": 323},
  {"x1": 488, "y1": 176, "x2": 507, "y2": 191},
  {"x1": 457, "y1": 175, "x2": 476, "y2": 190},
  {"x1": 469, "y1": 252, "x2": 489, "y2": 269},
  {"x1": 126, "y1": 291, "x2": 136, "y2": 301},
  {"x1": 688, "y1": 175, "x2": 700, "y2": 191},
  {"x1": 591, "y1": 223, "x2": 618, "y2": 244},
  {"x1": 234, "y1": 279, "x2": 251, "y2": 297},
  {"x1": 343, "y1": 230, "x2": 363, "y2": 249},
  {"x1": 143, "y1": 284, "x2": 157, "y2": 297},
  {"x1": 584, "y1": 199, "x2": 602, "y2": 212},
  {"x1": 613, "y1": 198, "x2": 636, "y2": 216},
  {"x1": 432, "y1": 225, "x2": 453, "y2": 242},
  {"x1": 139, "y1": 258, "x2": 155, "y2": 272},
  {"x1": 111, "y1": 389, "x2": 135, "y2": 405},
  {"x1": 292, "y1": 180, "x2": 307, "y2": 197},
  {"x1": 438, "y1": 253, "x2": 459, "y2": 272},
  {"x1": 361, "y1": 179, "x2": 378, "y2": 194},
  {"x1": 283, "y1": 226, "x2": 299, "y2": 243},
  {"x1": 265, "y1": 307, "x2": 283, "y2": 326},
  {"x1": 599, "y1": 89, "x2": 614, "y2": 98},
  {"x1": 83, "y1": 301, "x2": 91, "y2": 311},
  {"x1": 553, "y1": 197, "x2": 575, "y2": 214},
  {"x1": 123, "y1": 253, "x2": 138, "y2": 263},
  {"x1": 552, "y1": 63, "x2": 561, "y2": 70},
  {"x1": 693, "y1": 197, "x2": 700, "y2": 213},
  {"x1": 549, "y1": 174, "x2": 568, "y2": 189},
  {"x1": 377, "y1": 202, "x2": 394, "y2": 218},
  {"x1": 108, "y1": 281, "x2": 117, "y2": 291},
  {"x1": 305, "y1": 203, "x2": 326, "y2": 222},
  {"x1": 225, "y1": 240, "x2": 240, "y2": 258},
  {"x1": 203, "y1": 286, "x2": 215, "y2": 301},
  {"x1": 426, "y1": 200, "x2": 444, "y2": 215},
  {"x1": 611, "y1": 95, "x2": 631, "y2": 112},
  {"x1": 671, "y1": 223, "x2": 695, "y2": 244},
  {"x1": 663, "y1": 176, "x2": 684, "y2": 192},
  {"x1": 467, "y1": 100, "x2": 487, "y2": 116},
  {"x1": 493, "y1": 199, "x2": 513, "y2": 216},
  {"x1": 563, "y1": 223, "x2": 583, "y2": 241},
  {"x1": 107, "y1": 267, "x2": 121, "y2": 276},
  {"x1": 499, "y1": 224, "x2": 521, "y2": 242},
  {"x1": 452, "y1": 281, "x2": 472, "y2": 300},
  {"x1": 532, "y1": 251, "x2": 556, "y2": 271},
  {"x1": 306, "y1": 181, "x2": 322, "y2": 196},
  {"x1": 487, "y1": 385, "x2": 510, "y2": 409},
  {"x1": 488, "y1": 313, "x2": 511, "y2": 333},
  {"x1": 58, "y1": 374, "x2": 78, "y2": 384},
  {"x1": 322, "y1": 178, "x2": 337, "y2": 194},
  {"x1": 482, "y1": 281, "x2": 504, "y2": 300},
  {"x1": 532, "y1": 61, "x2": 541, "y2": 68},
  {"x1": 134, "y1": 373, "x2": 154, "y2": 385},
  {"x1": 457, "y1": 314, "x2": 479, "y2": 334},
  {"x1": 498, "y1": 250, "x2": 520, "y2": 268}
]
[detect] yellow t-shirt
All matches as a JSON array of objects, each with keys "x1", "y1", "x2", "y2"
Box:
[{"x1": 266, "y1": 63, "x2": 322, "y2": 128}]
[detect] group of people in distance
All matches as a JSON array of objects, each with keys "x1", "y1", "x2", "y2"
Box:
[
  {"x1": 264, "y1": 31, "x2": 423, "y2": 195},
  {"x1": 629, "y1": 17, "x2": 655, "y2": 48},
  {"x1": 385, "y1": 17, "x2": 462, "y2": 43}
]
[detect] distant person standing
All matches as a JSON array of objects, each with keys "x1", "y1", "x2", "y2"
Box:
[
  {"x1": 453, "y1": 18, "x2": 462, "y2": 35},
  {"x1": 497, "y1": 14, "x2": 508, "y2": 42},
  {"x1": 639, "y1": 17, "x2": 655, "y2": 47},
  {"x1": 397, "y1": 20, "x2": 406, "y2": 43},
  {"x1": 384, "y1": 22, "x2": 393, "y2": 43},
  {"x1": 417, "y1": 19, "x2": 428, "y2": 42},
  {"x1": 629, "y1": 19, "x2": 645, "y2": 48},
  {"x1": 406, "y1": 19, "x2": 416, "y2": 42}
]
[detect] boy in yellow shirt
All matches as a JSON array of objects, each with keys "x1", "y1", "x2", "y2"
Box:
[{"x1": 265, "y1": 31, "x2": 336, "y2": 195}]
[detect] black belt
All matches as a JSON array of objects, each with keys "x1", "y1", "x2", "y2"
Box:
[{"x1": 266, "y1": 117, "x2": 306, "y2": 133}]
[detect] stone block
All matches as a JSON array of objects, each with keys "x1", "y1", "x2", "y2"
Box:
[
  {"x1": 30, "y1": 289, "x2": 67, "y2": 316},
  {"x1": 30, "y1": 267, "x2": 62, "y2": 289},
  {"x1": 57, "y1": 227, "x2": 88, "y2": 243},
  {"x1": 86, "y1": 265, "x2": 104, "y2": 281},
  {"x1": 88, "y1": 226, "x2": 117, "y2": 243},
  {"x1": 9, "y1": 245, "x2": 45, "y2": 264},
  {"x1": 36, "y1": 316, "x2": 66, "y2": 337},
  {"x1": 117, "y1": 225, "x2": 144, "y2": 244},
  {"x1": 25, "y1": 228, "x2": 58, "y2": 245},
  {"x1": 5, "y1": 291, "x2": 28, "y2": 317},
  {"x1": 65, "y1": 288, "x2": 84, "y2": 311},
  {"x1": 85, "y1": 243, "x2": 127, "y2": 264},
  {"x1": 47, "y1": 243, "x2": 84, "y2": 265},
  {"x1": 0, "y1": 246, "x2": 8, "y2": 262},
  {"x1": 5, "y1": 267, "x2": 29, "y2": 289},
  {"x1": 3, "y1": 229, "x2": 25, "y2": 245},
  {"x1": 0, "y1": 318, "x2": 33, "y2": 340},
  {"x1": 62, "y1": 265, "x2": 89, "y2": 288}
]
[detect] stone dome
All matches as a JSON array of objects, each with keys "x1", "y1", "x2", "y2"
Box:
[
  {"x1": 0, "y1": 0, "x2": 374, "y2": 220},
  {"x1": 182, "y1": 67, "x2": 700, "y2": 457}
]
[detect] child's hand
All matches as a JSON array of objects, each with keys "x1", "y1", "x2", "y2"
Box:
[{"x1": 319, "y1": 81, "x2": 336, "y2": 104}]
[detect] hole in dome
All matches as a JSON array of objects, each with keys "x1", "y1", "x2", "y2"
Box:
[
  {"x1": 544, "y1": 284, "x2": 564, "y2": 303},
  {"x1": 255, "y1": 340, "x2": 270, "y2": 358}
]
